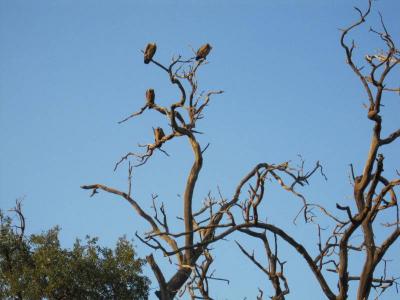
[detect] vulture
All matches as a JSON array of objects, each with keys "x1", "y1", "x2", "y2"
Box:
[
  {"x1": 154, "y1": 127, "x2": 165, "y2": 143},
  {"x1": 146, "y1": 88, "x2": 155, "y2": 107},
  {"x1": 144, "y1": 43, "x2": 157, "y2": 64},
  {"x1": 196, "y1": 43, "x2": 212, "y2": 61}
]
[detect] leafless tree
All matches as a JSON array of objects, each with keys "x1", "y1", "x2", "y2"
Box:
[
  {"x1": 228, "y1": 1, "x2": 400, "y2": 299},
  {"x1": 8, "y1": 199, "x2": 26, "y2": 242},
  {"x1": 82, "y1": 1, "x2": 399, "y2": 299},
  {"x1": 82, "y1": 47, "x2": 228, "y2": 299},
  {"x1": 81, "y1": 44, "x2": 317, "y2": 298},
  {"x1": 236, "y1": 231, "x2": 289, "y2": 300}
]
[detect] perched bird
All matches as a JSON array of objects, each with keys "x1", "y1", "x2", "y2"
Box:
[
  {"x1": 154, "y1": 127, "x2": 165, "y2": 143},
  {"x1": 146, "y1": 88, "x2": 155, "y2": 107},
  {"x1": 144, "y1": 43, "x2": 157, "y2": 64},
  {"x1": 196, "y1": 43, "x2": 212, "y2": 61}
]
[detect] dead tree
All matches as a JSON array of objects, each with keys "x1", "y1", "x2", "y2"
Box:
[
  {"x1": 229, "y1": 1, "x2": 399, "y2": 299},
  {"x1": 81, "y1": 40, "x2": 328, "y2": 298},
  {"x1": 335, "y1": 2, "x2": 399, "y2": 298},
  {"x1": 82, "y1": 45, "x2": 232, "y2": 299},
  {"x1": 236, "y1": 231, "x2": 289, "y2": 300},
  {"x1": 81, "y1": 1, "x2": 398, "y2": 299}
]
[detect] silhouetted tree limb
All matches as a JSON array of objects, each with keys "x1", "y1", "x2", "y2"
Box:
[{"x1": 81, "y1": 1, "x2": 399, "y2": 298}]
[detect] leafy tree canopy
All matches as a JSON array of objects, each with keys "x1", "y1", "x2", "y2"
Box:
[{"x1": 0, "y1": 204, "x2": 150, "y2": 300}]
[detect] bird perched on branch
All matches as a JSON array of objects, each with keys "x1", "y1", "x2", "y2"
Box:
[
  {"x1": 146, "y1": 88, "x2": 155, "y2": 107},
  {"x1": 144, "y1": 43, "x2": 157, "y2": 64},
  {"x1": 196, "y1": 43, "x2": 212, "y2": 61},
  {"x1": 154, "y1": 127, "x2": 165, "y2": 144}
]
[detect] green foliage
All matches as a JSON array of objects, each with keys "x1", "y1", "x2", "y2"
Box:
[{"x1": 0, "y1": 210, "x2": 150, "y2": 299}]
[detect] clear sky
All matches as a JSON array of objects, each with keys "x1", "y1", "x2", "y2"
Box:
[{"x1": 1, "y1": 0, "x2": 399, "y2": 299}]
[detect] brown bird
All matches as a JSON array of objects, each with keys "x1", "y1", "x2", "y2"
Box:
[
  {"x1": 146, "y1": 88, "x2": 155, "y2": 107},
  {"x1": 154, "y1": 127, "x2": 165, "y2": 143},
  {"x1": 144, "y1": 43, "x2": 157, "y2": 64},
  {"x1": 196, "y1": 43, "x2": 212, "y2": 61}
]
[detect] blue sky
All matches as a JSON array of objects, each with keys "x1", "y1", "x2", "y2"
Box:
[{"x1": 1, "y1": 0, "x2": 399, "y2": 299}]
